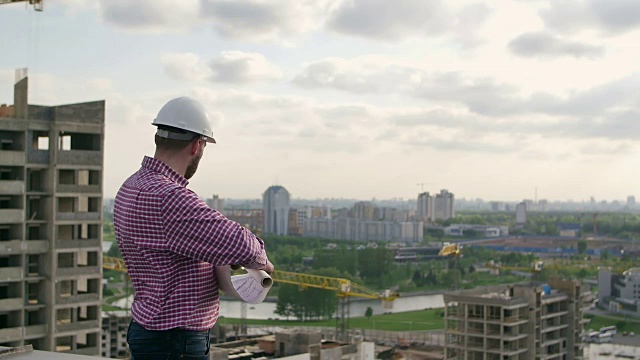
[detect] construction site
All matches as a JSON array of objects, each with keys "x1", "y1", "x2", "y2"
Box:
[
  {"x1": 0, "y1": 71, "x2": 105, "y2": 355},
  {"x1": 444, "y1": 278, "x2": 593, "y2": 360}
]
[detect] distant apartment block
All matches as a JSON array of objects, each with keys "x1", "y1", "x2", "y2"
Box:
[
  {"x1": 304, "y1": 218, "x2": 423, "y2": 243},
  {"x1": 205, "y1": 194, "x2": 225, "y2": 213},
  {"x1": 375, "y1": 206, "x2": 408, "y2": 222},
  {"x1": 444, "y1": 279, "x2": 591, "y2": 360},
  {"x1": 538, "y1": 199, "x2": 549, "y2": 212},
  {"x1": 516, "y1": 202, "x2": 527, "y2": 225},
  {"x1": 627, "y1": 196, "x2": 636, "y2": 207},
  {"x1": 599, "y1": 267, "x2": 640, "y2": 316},
  {"x1": 262, "y1": 185, "x2": 290, "y2": 236},
  {"x1": 0, "y1": 71, "x2": 104, "y2": 354},
  {"x1": 350, "y1": 201, "x2": 375, "y2": 220},
  {"x1": 288, "y1": 208, "x2": 306, "y2": 236},
  {"x1": 101, "y1": 311, "x2": 130, "y2": 359},
  {"x1": 224, "y1": 209, "x2": 263, "y2": 233},
  {"x1": 491, "y1": 201, "x2": 507, "y2": 212},
  {"x1": 418, "y1": 189, "x2": 455, "y2": 222},
  {"x1": 434, "y1": 189, "x2": 455, "y2": 221},
  {"x1": 417, "y1": 192, "x2": 434, "y2": 222}
]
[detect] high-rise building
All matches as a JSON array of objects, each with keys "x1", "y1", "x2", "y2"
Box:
[
  {"x1": 417, "y1": 192, "x2": 434, "y2": 222},
  {"x1": 0, "y1": 71, "x2": 104, "y2": 354},
  {"x1": 224, "y1": 209, "x2": 263, "y2": 232},
  {"x1": 627, "y1": 196, "x2": 636, "y2": 207},
  {"x1": 538, "y1": 199, "x2": 548, "y2": 212},
  {"x1": 205, "y1": 194, "x2": 225, "y2": 213},
  {"x1": 262, "y1": 185, "x2": 290, "y2": 236},
  {"x1": 350, "y1": 201, "x2": 375, "y2": 220},
  {"x1": 516, "y1": 201, "x2": 527, "y2": 225},
  {"x1": 287, "y1": 208, "x2": 306, "y2": 236},
  {"x1": 490, "y1": 201, "x2": 506, "y2": 212},
  {"x1": 434, "y1": 189, "x2": 455, "y2": 221},
  {"x1": 444, "y1": 279, "x2": 591, "y2": 360}
]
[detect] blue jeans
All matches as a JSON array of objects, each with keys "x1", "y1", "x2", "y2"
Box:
[{"x1": 127, "y1": 321, "x2": 211, "y2": 360}]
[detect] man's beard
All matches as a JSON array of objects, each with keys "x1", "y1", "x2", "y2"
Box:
[{"x1": 184, "y1": 149, "x2": 203, "y2": 180}]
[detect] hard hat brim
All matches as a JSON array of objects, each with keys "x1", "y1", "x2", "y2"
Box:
[{"x1": 156, "y1": 127, "x2": 216, "y2": 144}]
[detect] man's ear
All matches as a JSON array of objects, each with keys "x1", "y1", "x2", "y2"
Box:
[{"x1": 190, "y1": 139, "x2": 200, "y2": 156}]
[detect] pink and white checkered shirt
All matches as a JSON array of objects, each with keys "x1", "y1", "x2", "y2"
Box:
[{"x1": 113, "y1": 156, "x2": 268, "y2": 331}]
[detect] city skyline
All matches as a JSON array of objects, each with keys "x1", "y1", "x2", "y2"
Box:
[{"x1": 1, "y1": 1, "x2": 639, "y2": 202}]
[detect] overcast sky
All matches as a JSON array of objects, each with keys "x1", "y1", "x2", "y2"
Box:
[{"x1": 1, "y1": 0, "x2": 639, "y2": 203}]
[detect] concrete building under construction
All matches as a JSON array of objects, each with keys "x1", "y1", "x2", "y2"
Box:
[
  {"x1": 444, "y1": 279, "x2": 592, "y2": 360},
  {"x1": 0, "y1": 70, "x2": 105, "y2": 355}
]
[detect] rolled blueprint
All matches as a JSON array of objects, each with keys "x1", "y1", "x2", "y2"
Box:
[{"x1": 214, "y1": 265, "x2": 273, "y2": 304}]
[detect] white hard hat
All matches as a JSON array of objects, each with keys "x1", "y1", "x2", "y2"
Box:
[{"x1": 152, "y1": 97, "x2": 216, "y2": 143}]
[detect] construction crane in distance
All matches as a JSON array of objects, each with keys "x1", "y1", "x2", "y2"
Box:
[
  {"x1": 417, "y1": 182, "x2": 435, "y2": 192},
  {"x1": 438, "y1": 243, "x2": 462, "y2": 257},
  {"x1": 438, "y1": 243, "x2": 464, "y2": 289},
  {"x1": 0, "y1": 0, "x2": 43, "y2": 11},
  {"x1": 103, "y1": 256, "x2": 399, "y2": 342}
]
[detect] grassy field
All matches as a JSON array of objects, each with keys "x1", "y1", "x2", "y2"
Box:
[
  {"x1": 217, "y1": 308, "x2": 445, "y2": 331},
  {"x1": 586, "y1": 314, "x2": 640, "y2": 334}
]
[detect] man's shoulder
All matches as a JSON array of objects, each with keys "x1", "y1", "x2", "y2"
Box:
[{"x1": 117, "y1": 168, "x2": 184, "y2": 200}]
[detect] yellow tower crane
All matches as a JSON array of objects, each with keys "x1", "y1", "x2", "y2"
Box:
[
  {"x1": 103, "y1": 256, "x2": 399, "y2": 342},
  {"x1": 0, "y1": 0, "x2": 43, "y2": 11}
]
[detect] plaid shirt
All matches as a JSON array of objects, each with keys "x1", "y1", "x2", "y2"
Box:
[{"x1": 113, "y1": 156, "x2": 268, "y2": 331}]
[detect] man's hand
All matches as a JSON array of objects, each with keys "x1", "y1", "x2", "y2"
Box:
[{"x1": 262, "y1": 260, "x2": 274, "y2": 275}]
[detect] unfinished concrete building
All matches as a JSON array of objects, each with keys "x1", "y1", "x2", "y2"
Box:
[
  {"x1": 0, "y1": 70, "x2": 104, "y2": 355},
  {"x1": 444, "y1": 279, "x2": 592, "y2": 360},
  {"x1": 101, "y1": 311, "x2": 130, "y2": 358}
]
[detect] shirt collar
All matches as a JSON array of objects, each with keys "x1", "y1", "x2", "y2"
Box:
[{"x1": 141, "y1": 156, "x2": 189, "y2": 187}]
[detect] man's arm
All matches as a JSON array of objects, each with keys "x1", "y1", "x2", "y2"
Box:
[{"x1": 161, "y1": 187, "x2": 269, "y2": 269}]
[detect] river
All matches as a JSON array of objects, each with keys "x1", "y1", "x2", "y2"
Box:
[{"x1": 112, "y1": 293, "x2": 444, "y2": 319}]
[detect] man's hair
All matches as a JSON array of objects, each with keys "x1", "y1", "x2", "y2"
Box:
[{"x1": 154, "y1": 125, "x2": 197, "y2": 151}]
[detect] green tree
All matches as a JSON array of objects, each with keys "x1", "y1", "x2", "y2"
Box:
[
  {"x1": 365, "y1": 307, "x2": 373, "y2": 319},
  {"x1": 275, "y1": 285, "x2": 297, "y2": 320},
  {"x1": 440, "y1": 269, "x2": 462, "y2": 290},
  {"x1": 425, "y1": 269, "x2": 437, "y2": 285},
  {"x1": 274, "y1": 268, "x2": 342, "y2": 321},
  {"x1": 358, "y1": 248, "x2": 393, "y2": 284},
  {"x1": 577, "y1": 240, "x2": 588, "y2": 255},
  {"x1": 412, "y1": 269, "x2": 422, "y2": 285},
  {"x1": 107, "y1": 242, "x2": 122, "y2": 258}
]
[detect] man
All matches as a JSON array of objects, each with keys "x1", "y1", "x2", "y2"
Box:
[{"x1": 114, "y1": 97, "x2": 273, "y2": 360}]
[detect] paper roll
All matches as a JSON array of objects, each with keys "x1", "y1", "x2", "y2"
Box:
[{"x1": 214, "y1": 265, "x2": 273, "y2": 304}]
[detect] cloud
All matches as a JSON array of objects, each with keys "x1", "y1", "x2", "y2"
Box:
[
  {"x1": 208, "y1": 51, "x2": 282, "y2": 83},
  {"x1": 95, "y1": 0, "x2": 489, "y2": 46},
  {"x1": 292, "y1": 56, "x2": 417, "y2": 93},
  {"x1": 161, "y1": 51, "x2": 282, "y2": 84},
  {"x1": 292, "y1": 56, "x2": 640, "y2": 120},
  {"x1": 407, "y1": 138, "x2": 512, "y2": 153},
  {"x1": 193, "y1": 86, "x2": 640, "y2": 155},
  {"x1": 508, "y1": 32, "x2": 604, "y2": 59},
  {"x1": 98, "y1": 0, "x2": 199, "y2": 32},
  {"x1": 161, "y1": 53, "x2": 212, "y2": 82},
  {"x1": 327, "y1": 0, "x2": 450, "y2": 40},
  {"x1": 539, "y1": 0, "x2": 640, "y2": 35},
  {"x1": 200, "y1": 0, "x2": 335, "y2": 43},
  {"x1": 327, "y1": 0, "x2": 490, "y2": 46}
]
